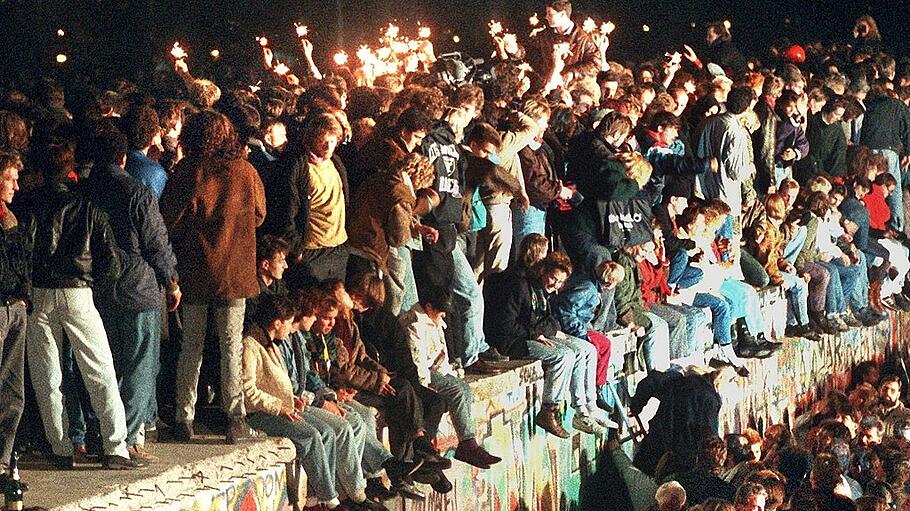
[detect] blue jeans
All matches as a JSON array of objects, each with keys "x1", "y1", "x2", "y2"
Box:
[
  {"x1": 450, "y1": 239, "x2": 490, "y2": 366},
  {"x1": 693, "y1": 293, "x2": 733, "y2": 346},
  {"x1": 512, "y1": 205, "x2": 547, "y2": 257},
  {"x1": 832, "y1": 252, "x2": 869, "y2": 312},
  {"x1": 648, "y1": 303, "x2": 690, "y2": 361},
  {"x1": 783, "y1": 226, "x2": 808, "y2": 265},
  {"x1": 99, "y1": 303, "x2": 161, "y2": 447},
  {"x1": 303, "y1": 405, "x2": 366, "y2": 498},
  {"x1": 657, "y1": 303, "x2": 707, "y2": 359},
  {"x1": 641, "y1": 312, "x2": 671, "y2": 371},
  {"x1": 247, "y1": 412, "x2": 337, "y2": 501},
  {"x1": 818, "y1": 261, "x2": 847, "y2": 314},
  {"x1": 873, "y1": 149, "x2": 903, "y2": 232},
  {"x1": 781, "y1": 272, "x2": 810, "y2": 326},
  {"x1": 526, "y1": 339, "x2": 575, "y2": 406},
  {"x1": 551, "y1": 333, "x2": 598, "y2": 412},
  {"x1": 385, "y1": 246, "x2": 418, "y2": 316},
  {"x1": 430, "y1": 371, "x2": 475, "y2": 441},
  {"x1": 720, "y1": 279, "x2": 764, "y2": 337},
  {"x1": 342, "y1": 400, "x2": 393, "y2": 478}
]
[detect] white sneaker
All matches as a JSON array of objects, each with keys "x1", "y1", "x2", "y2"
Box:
[
  {"x1": 323, "y1": 497, "x2": 341, "y2": 509},
  {"x1": 587, "y1": 407, "x2": 620, "y2": 429},
  {"x1": 349, "y1": 488, "x2": 368, "y2": 503},
  {"x1": 572, "y1": 414, "x2": 604, "y2": 434}
]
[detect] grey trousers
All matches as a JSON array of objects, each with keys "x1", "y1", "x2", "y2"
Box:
[
  {"x1": 0, "y1": 301, "x2": 26, "y2": 470},
  {"x1": 175, "y1": 300, "x2": 245, "y2": 422}
]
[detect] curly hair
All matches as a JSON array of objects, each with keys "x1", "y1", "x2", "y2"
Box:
[
  {"x1": 393, "y1": 152, "x2": 435, "y2": 191},
  {"x1": 180, "y1": 110, "x2": 242, "y2": 161},
  {"x1": 122, "y1": 105, "x2": 160, "y2": 150},
  {"x1": 188, "y1": 79, "x2": 221, "y2": 109},
  {"x1": 530, "y1": 251, "x2": 573, "y2": 283},
  {"x1": 0, "y1": 111, "x2": 29, "y2": 153}
]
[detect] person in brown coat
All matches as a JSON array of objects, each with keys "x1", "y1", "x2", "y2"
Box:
[
  {"x1": 160, "y1": 110, "x2": 266, "y2": 444},
  {"x1": 526, "y1": 0, "x2": 602, "y2": 92}
]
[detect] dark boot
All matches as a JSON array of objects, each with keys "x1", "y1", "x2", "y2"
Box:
[
  {"x1": 870, "y1": 280, "x2": 886, "y2": 314},
  {"x1": 454, "y1": 438, "x2": 501, "y2": 468},
  {"x1": 534, "y1": 405, "x2": 570, "y2": 438}
]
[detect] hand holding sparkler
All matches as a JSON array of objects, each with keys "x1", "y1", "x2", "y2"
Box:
[{"x1": 170, "y1": 42, "x2": 190, "y2": 76}]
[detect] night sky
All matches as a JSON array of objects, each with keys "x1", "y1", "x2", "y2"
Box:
[{"x1": 1, "y1": 0, "x2": 908, "y2": 82}]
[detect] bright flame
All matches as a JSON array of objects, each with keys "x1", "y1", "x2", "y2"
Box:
[
  {"x1": 489, "y1": 20, "x2": 504, "y2": 37},
  {"x1": 295, "y1": 23, "x2": 309, "y2": 38},
  {"x1": 602, "y1": 21, "x2": 616, "y2": 34},
  {"x1": 333, "y1": 51, "x2": 349, "y2": 66},
  {"x1": 529, "y1": 13, "x2": 539, "y2": 26},
  {"x1": 170, "y1": 42, "x2": 187, "y2": 60},
  {"x1": 357, "y1": 45, "x2": 374, "y2": 64},
  {"x1": 210, "y1": 49, "x2": 220, "y2": 59},
  {"x1": 642, "y1": 24, "x2": 650, "y2": 32},
  {"x1": 385, "y1": 23, "x2": 400, "y2": 39},
  {"x1": 257, "y1": 36, "x2": 269, "y2": 47},
  {"x1": 57, "y1": 29, "x2": 65, "y2": 37},
  {"x1": 55, "y1": 53, "x2": 67, "y2": 64},
  {"x1": 723, "y1": 19, "x2": 732, "y2": 30},
  {"x1": 452, "y1": 35, "x2": 461, "y2": 43},
  {"x1": 582, "y1": 18, "x2": 597, "y2": 33},
  {"x1": 249, "y1": 81, "x2": 262, "y2": 93},
  {"x1": 554, "y1": 42, "x2": 571, "y2": 57},
  {"x1": 273, "y1": 61, "x2": 290, "y2": 75},
  {"x1": 391, "y1": 41, "x2": 409, "y2": 54},
  {"x1": 377, "y1": 47, "x2": 392, "y2": 60},
  {"x1": 418, "y1": 26, "x2": 431, "y2": 39}
]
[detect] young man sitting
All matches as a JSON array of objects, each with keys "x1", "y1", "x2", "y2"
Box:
[{"x1": 399, "y1": 289, "x2": 502, "y2": 469}]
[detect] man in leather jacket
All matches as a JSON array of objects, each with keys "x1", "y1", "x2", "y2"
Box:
[
  {"x1": 526, "y1": 0, "x2": 602, "y2": 92},
  {"x1": 22, "y1": 137, "x2": 142, "y2": 469}
]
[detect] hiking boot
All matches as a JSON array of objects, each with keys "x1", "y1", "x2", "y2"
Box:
[
  {"x1": 172, "y1": 421, "x2": 194, "y2": 442},
  {"x1": 535, "y1": 406, "x2": 570, "y2": 438},
  {"x1": 463, "y1": 360, "x2": 501, "y2": 375},
  {"x1": 430, "y1": 471, "x2": 453, "y2": 494},
  {"x1": 572, "y1": 414, "x2": 605, "y2": 435},
  {"x1": 225, "y1": 418, "x2": 255, "y2": 444},
  {"x1": 478, "y1": 347, "x2": 509, "y2": 362},
  {"x1": 843, "y1": 313, "x2": 864, "y2": 328},
  {"x1": 830, "y1": 315, "x2": 851, "y2": 332},
  {"x1": 366, "y1": 478, "x2": 398, "y2": 502},
  {"x1": 127, "y1": 445, "x2": 160, "y2": 464},
  {"x1": 102, "y1": 454, "x2": 147, "y2": 470},
  {"x1": 454, "y1": 439, "x2": 501, "y2": 469}
]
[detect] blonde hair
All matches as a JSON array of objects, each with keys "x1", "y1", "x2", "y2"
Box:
[
  {"x1": 188, "y1": 79, "x2": 222, "y2": 109},
  {"x1": 807, "y1": 176, "x2": 832, "y2": 194},
  {"x1": 595, "y1": 260, "x2": 625, "y2": 287},
  {"x1": 521, "y1": 96, "x2": 551, "y2": 121}
]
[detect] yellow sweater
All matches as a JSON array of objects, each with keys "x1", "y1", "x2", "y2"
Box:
[
  {"x1": 304, "y1": 159, "x2": 347, "y2": 249},
  {"x1": 241, "y1": 326, "x2": 295, "y2": 416}
]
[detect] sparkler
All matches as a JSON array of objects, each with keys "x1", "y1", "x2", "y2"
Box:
[
  {"x1": 529, "y1": 13, "x2": 539, "y2": 26},
  {"x1": 273, "y1": 61, "x2": 290, "y2": 76},
  {"x1": 57, "y1": 29, "x2": 65, "y2": 37},
  {"x1": 170, "y1": 42, "x2": 187, "y2": 60},
  {"x1": 489, "y1": 20, "x2": 504, "y2": 37},
  {"x1": 602, "y1": 22, "x2": 616, "y2": 34},
  {"x1": 249, "y1": 81, "x2": 262, "y2": 93},
  {"x1": 642, "y1": 24, "x2": 651, "y2": 32},
  {"x1": 418, "y1": 26, "x2": 431, "y2": 39},
  {"x1": 294, "y1": 23, "x2": 309, "y2": 39},
  {"x1": 55, "y1": 53, "x2": 67, "y2": 64},
  {"x1": 256, "y1": 36, "x2": 269, "y2": 47},
  {"x1": 384, "y1": 23, "x2": 400, "y2": 40},
  {"x1": 333, "y1": 51, "x2": 349, "y2": 66},
  {"x1": 582, "y1": 18, "x2": 597, "y2": 33},
  {"x1": 210, "y1": 49, "x2": 220, "y2": 59}
]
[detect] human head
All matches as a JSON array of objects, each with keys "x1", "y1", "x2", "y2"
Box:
[
  {"x1": 595, "y1": 259, "x2": 625, "y2": 289},
  {"x1": 0, "y1": 151, "x2": 22, "y2": 205},
  {"x1": 778, "y1": 178, "x2": 800, "y2": 207},
  {"x1": 417, "y1": 286, "x2": 452, "y2": 325},
  {"x1": 187, "y1": 78, "x2": 222, "y2": 109},
  {"x1": 777, "y1": 90, "x2": 800, "y2": 118},
  {"x1": 734, "y1": 482, "x2": 767, "y2": 511},
  {"x1": 810, "y1": 453, "x2": 843, "y2": 494},
  {"x1": 517, "y1": 233, "x2": 550, "y2": 270},
  {"x1": 853, "y1": 15, "x2": 881, "y2": 41},
  {"x1": 745, "y1": 471, "x2": 786, "y2": 511},
  {"x1": 254, "y1": 294, "x2": 297, "y2": 341},
  {"x1": 875, "y1": 172, "x2": 898, "y2": 195},
  {"x1": 821, "y1": 96, "x2": 848, "y2": 124},
  {"x1": 346, "y1": 271, "x2": 386, "y2": 312},
  {"x1": 293, "y1": 290, "x2": 320, "y2": 332},
  {"x1": 860, "y1": 416, "x2": 885, "y2": 446},
  {"x1": 0, "y1": 111, "x2": 29, "y2": 153},
  {"x1": 544, "y1": 0, "x2": 573, "y2": 31},
  {"x1": 742, "y1": 429, "x2": 763, "y2": 461},
  {"x1": 91, "y1": 126, "x2": 129, "y2": 170},
  {"x1": 40, "y1": 137, "x2": 76, "y2": 182},
  {"x1": 453, "y1": 83, "x2": 485, "y2": 121},
  {"x1": 263, "y1": 118, "x2": 288, "y2": 151},
  {"x1": 301, "y1": 112, "x2": 343, "y2": 164},
  {"x1": 697, "y1": 437, "x2": 728, "y2": 473},
  {"x1": 396, "y1": 107, "x2": 432, "y2": 152},
  {"x1": 156, "y1": 100, "x2": 185, "y2": 138},
  {"x1": 180, "y1": 110, "x2": 242, "y2": 161},
  {"x1": 256, "y1": 235, "x2": 289, "y2": 284},
  {"x1": 522, "y1": 96, "x2": 552, "y2": 138},
  {"x1": 727, "y1": 86, "x2": 755, "y2": 116},
  {"x1": 648, "y1": 111, "x2": 682, "y2": 146},
  {"x1": 531, "y1": 252, "x2": 572, "y2": 294},
  {"x1": 706, "y1": 21, "x2": 732, "y2": 46},
  {"x1": 465, "y1": 122, "x2": 502, "y2": 159},
  {"x1": 852, "y1": 176, "x2": 872, "y2": 200},
  {"x1": 727, "y1": 434, "x2": 752, "y2": 464},
  {"x1": 595, "y1": 111, "x2": 633, "y2": 148},
  {"x1": 655, "y1": 481, "x2": 687, "y2": 511},
  {"x1": 880, "y1": 375, "x2": 902, "y2": 406},
  {"x1": 314, "y1": 296, "x2": 341, "y2": 335}
]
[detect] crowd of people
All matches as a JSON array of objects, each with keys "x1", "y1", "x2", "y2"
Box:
[
  {"x1": 1, "y1": 0, "x2": 910, "y2": 509},
  {"x1": 613, "y1": 361, "x2": 910, "y2": 511}
]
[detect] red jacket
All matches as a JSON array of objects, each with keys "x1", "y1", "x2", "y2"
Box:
[
  {"x1": 862, "y1": 184, "x2": 891, "y2": 231},
  {"x1": 638, "y1": 259, "x2": 672, "y2": 306}
]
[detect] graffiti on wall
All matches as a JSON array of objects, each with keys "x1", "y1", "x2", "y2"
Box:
[{"x1": 179, "y1": 464, "x2": 289, "y2": 511}]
